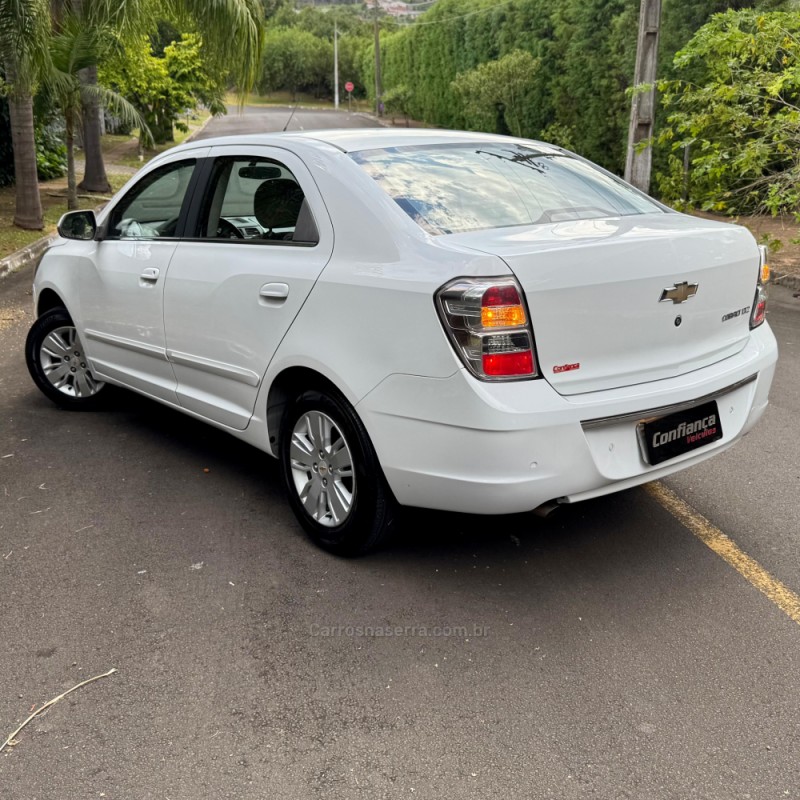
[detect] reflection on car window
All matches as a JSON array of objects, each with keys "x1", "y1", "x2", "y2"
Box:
[
  {"x1": 199, "y1": 156, "x2": 319, "y2": 244},
  {"x1": 107, "y1": 160, "x2": 196, "y2": 239},
  {"x1": 351, "y1": 144, "x2": 661, "y2": 235}
]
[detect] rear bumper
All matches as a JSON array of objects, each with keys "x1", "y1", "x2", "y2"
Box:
[{"x1": 356, "y1": 323, "x2": 777, "y2": 514}]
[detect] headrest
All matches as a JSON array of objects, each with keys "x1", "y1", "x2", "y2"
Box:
[{"x1": 253, "y1": 179, "x2": 305, "y2": 231}]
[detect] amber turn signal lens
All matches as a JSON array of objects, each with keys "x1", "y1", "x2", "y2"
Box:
[
  {"x1": 481, "y1": 305, "x2": 527, "y2": 328},
  {"x1": 761, "y1": 263, "x2": 770, "y2": 284}
]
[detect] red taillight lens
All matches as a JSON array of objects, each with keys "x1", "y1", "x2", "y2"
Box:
[
  {"x1": 483, "y1": 350, "x2": 534, "y2": 376},
  {"x1": 750, "y1": 285, "x2": 767, "y2": 328},
  {"x1": 750, "y1": 245, "x2": 769, "y2": 329},
  {"x1": 436, "y1": 277, "x2": 538, "y2": 381},
  {"x1": 482, "y1": 285, "x2": 520, "y2": 307}
]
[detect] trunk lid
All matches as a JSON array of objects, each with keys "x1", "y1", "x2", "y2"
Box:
[{"x1": 443, "y1": 213, "x2": 759, "y2": 395}]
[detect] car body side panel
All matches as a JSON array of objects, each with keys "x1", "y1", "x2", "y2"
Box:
[
  {"x1": 259, "y1": 245, "x2": 510, "y2": 419},
  {"x1": 163, "y1": 145, "x2": 336, "y2": 430},
  {"x1": 33, "y1": 238, "x2": 182, "y2": 402}
]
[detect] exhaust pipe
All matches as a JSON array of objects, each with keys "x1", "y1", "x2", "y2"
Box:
[{"x1": 532, "y1": 501, "x2": 561, "y2": 519}]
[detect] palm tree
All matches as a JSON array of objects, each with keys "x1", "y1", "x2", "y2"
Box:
[
  {"x1": 47, "y1": 13, "x2": 149, "y2": 210},
  {"x1": 0, "y1": 0, "x2": 50, "y2": 229},
  {"x1": 3, "y1": 0, "x2": 263, "y2": 230},
  {"x1": 75, "y1": 0, "x2": 264, "y2": 193}
]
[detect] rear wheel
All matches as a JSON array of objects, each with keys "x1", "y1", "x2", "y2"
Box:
[
  {"x1": 25, "y1": 308, "x2": 106, "y2": 409},
  {"x1": 279, "y1": 388, "x2": 395, "y2": 556}
]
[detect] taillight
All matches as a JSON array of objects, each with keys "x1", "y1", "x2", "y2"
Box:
[
  {"x1": 436, "y1": 277, "x2": 538, "y2": 381},
  {"x1": 750, "y1": 245, "x2": 769, "y2": 329}
]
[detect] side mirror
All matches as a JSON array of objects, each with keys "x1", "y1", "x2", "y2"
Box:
[{"x1": 58, "y1": 210, "x2": 97, "y2": 241}]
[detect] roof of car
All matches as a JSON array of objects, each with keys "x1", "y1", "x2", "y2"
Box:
[{"x1": 171, "y1": 127, "x2": 562, "y2": 156}]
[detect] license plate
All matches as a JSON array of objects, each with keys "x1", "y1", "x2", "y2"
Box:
[{"x1": 639, "y1": 400, "x2": 723, "y2": 466}]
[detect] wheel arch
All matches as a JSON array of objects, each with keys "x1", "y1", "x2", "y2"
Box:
[
  {"x1": 36, "y1": 288, "x2": 69, "y2": 318},
  {"x1": 266, "y1": 366, "x2": 349, "y2": 452}
]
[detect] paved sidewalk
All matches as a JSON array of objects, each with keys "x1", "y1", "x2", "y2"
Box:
[{"x1": 74, "y1": 158, "x2": 139, "y2": 177}]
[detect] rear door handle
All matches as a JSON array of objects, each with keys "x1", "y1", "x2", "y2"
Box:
[
  {"x1": 259, "y1": 282, "x2": 289, "y2": 300},
  {"x1": 140, "y1": 267, "x2": 160, "y2": 282}
]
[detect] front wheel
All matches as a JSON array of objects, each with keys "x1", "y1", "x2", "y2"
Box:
[
  {"x1": 279, "y1": 389, "x2": 395, "y2": 556},
  {"x1": 25, "y1": 308, "x2": 107, "y2": 409}
]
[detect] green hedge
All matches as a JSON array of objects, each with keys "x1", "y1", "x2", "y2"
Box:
[{"x1": 365, "y1": 0, "x2": 789, "y2": 175}]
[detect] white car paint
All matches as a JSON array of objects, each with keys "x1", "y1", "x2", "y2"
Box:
[
  {"x1": 162, "y1": 144, "x2": 336, "y2": 430},
  {"x1": 32, "y1": 129, "x2": 778, "y2": 518}
]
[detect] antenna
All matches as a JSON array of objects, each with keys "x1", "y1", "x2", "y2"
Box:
[{"x1": 282, "y1": 103, "x2": 300, "y2": 132}]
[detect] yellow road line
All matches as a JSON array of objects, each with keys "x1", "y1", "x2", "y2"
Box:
[{"x1": 645, "y1": 481, "x2": 800, "y2": 626}]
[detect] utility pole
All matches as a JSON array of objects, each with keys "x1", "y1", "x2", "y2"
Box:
[
  {"x1": 334, "y1": 21, "x2": 340, "y2": 110},
  {"x1": 625, "y1": 0, "x2": 662, "y2": 194},
  {"x1": 373, "y1": 2, "x2": 383, "y2": 116}
]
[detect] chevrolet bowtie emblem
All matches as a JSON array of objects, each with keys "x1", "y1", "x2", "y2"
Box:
[{"x1": 660, "y1": 281, "x2": 699, "y2": 304}]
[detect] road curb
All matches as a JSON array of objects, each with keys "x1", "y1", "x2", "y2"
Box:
[
  {"x1": 0, "y1": 233, "x2": 57, "y2": 284},
  {"x1": 772, "y1": 269, "x2": 800, "y2": 292},
  {"x1": 186, "y1": 112, "x2": 215, "y2": 143}
]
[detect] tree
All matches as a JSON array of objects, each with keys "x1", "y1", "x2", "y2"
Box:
[
  {"x1": 451, "y1": 50, "x2": 540, "y2": 137},
  {"x1": 658, "y1": 9, "x2": 800, "y2": 214},
  {"x1": 0, "y1": 0, "x2": 51, "y2": 228},
  {"x1": 47, "y1": 13, "x2": 146, "y2": 209},
  {"x1": 549, "y1": 0, "x2": 638, "y2": 172},
  {"x1": 76, "y1": 0, "x2": 263, "y2": 193},
  {"x1": 1, "y1": 0, "x2": 263, "y2": 229},
  {"x1": 373, "y1": 0, "x2": 793, "y2": 177},
  {"x1": 258, "y1": 27, "x2": 330, "y2": 101},
  {"x1": 101, "y1": 33, "x2": 225, "y2": 147},
  {"x1": 163, "y1": 34, "x2": 227, "y2": 120},
  {"x1": 382, "y1": 84, "x2": 411, "y2": 124}
]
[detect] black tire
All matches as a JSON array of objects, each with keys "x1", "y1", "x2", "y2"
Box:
[
  {"x1": 279, "y1": 388, "x2": 396, "y2": 556},
  {"x1": 25, "y1": 308, "x2": 107, "y2": 410}
]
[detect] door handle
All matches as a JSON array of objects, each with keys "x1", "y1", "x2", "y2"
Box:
[
  {"x1": 259, "y1": 282, "x2": 289, "y2": 300},
  {"x1": 140, "y1": 267, "x2": 160, "y2": 282}
]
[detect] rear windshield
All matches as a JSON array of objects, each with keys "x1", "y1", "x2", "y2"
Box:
[{"x1": 351, "y1": 143, "x2": 662, "y2": 235}]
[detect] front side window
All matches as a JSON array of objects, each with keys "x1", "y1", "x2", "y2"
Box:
[
  {"x1": 107, "y1": 159, "x2": 196, "y2": 239},
  {"x1": 351, "y1": 143, "x2": 662, "y2": 235},
  {"x1": 197, "y1": 156, "x2": 318, "y2": 244}
]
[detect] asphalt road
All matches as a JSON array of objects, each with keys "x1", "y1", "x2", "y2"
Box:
[
  {"x1": 191, "y1": 104, "x2": 384, "y2": 138},
  {"x1": 1, "y1": 109, "x2": 799, "y2": 799}
]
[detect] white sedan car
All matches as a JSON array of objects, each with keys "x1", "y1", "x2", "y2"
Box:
[{"x1": 26, "y1": 129, "x2": 777, "y2": 554}]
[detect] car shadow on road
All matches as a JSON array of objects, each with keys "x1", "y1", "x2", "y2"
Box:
[{"x1": 21, "y1": 384, "x2": 691, "y2": 603}]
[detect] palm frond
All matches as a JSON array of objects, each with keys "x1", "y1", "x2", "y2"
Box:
[
  {"x1": 81, "y1": 82, "x2": 153, "y2": 147},
  {"x1": 0, "y1": 0, "x2": 52, "y2": 93},
  {"x1": 163, "y1": 0, "x2": 264, "y2": 97}
]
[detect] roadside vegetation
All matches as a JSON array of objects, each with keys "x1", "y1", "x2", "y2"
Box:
[
  {"x1": 1, "y1": 0, "x2": 263, "y2": 233},
  {"x1": 0, "y1": 110, "x2": 208, "y2": 260},
  {"x1": 2, "y1": 0, "x2": 800, "y2": 256}
]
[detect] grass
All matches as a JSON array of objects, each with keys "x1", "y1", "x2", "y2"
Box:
[
  {"x1": 0, "y1": 173, "x2": 131, "y2": 261},
  {"x1": 0, "y1": 110, "x2": 210, "y2": 262}
]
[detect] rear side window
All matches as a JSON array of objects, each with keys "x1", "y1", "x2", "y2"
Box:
[
  {"x1": 197, "y1": 156, "x2": 318, "y2": 244},
  {"x1": 351, "y1": 143, "x2": 661, "y2": 235}
]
